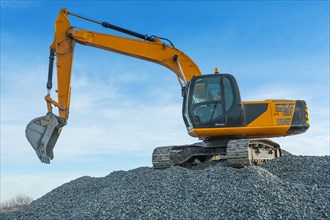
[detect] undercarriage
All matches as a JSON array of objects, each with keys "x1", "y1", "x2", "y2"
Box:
[{"x1": 152, "y1": 139, "x2": 281, "y2": 169}]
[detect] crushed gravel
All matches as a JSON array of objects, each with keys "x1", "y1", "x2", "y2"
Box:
[{"x1": 1, "y1": 151, "x2": 329, "y2": 220}]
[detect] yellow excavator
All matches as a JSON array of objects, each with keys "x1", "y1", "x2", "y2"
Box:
[{"x1": 26, "y1": 9, "x2": 309, "y2": 167}]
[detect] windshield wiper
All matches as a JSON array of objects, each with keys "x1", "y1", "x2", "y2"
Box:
[{"x1": 209, "y1": 99, "x2": 221, "y2": 122}]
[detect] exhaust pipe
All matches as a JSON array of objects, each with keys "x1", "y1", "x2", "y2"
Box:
[{"x1": 25, "y1": 112, "x2": 62, "y2": 164}]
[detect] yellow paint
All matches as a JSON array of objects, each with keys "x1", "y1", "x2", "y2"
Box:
[
  {"x1": 189, "y1": 125, "x2": 291, "y2": 139},
  {"x1": 46, "y1": 9, "x2": 309, "y2": 142},
  {"x1": 48, "y1": 8, "x2": 201, "y2": 121},
  {"x1": 189, "y1": 100, "x2": 302, "y2": 139}
]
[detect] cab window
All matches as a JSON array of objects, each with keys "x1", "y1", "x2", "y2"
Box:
[
  {"x1": 191, "y1": 77, "x2": 223, "y2": 123},
  {"x1": 192, "y1": 77, "x2": 221, "y2": 104},
  {"x1": 223, "y1": 77, "x2": 234, "y2": 111}
]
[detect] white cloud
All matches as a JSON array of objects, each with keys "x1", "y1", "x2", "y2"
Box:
[
  {"x1": 2, "y1": 55, "x2": 329, "y2": 202},
  {"x1": 1, "y1": 60, "x2": 193, "y2": 205}
]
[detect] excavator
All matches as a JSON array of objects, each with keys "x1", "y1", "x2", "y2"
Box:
[{"x1": 25, "y1": 8, "x2": 310, "y2": 168}]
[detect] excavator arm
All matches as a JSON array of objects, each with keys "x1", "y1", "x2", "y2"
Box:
[{"x1": 26, "y1": 8, "x2": 201, "y2": 163}]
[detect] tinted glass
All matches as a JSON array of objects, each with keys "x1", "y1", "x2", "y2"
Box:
[
  {"x1": 192, "y1": 77, "x2": 221, "y2": 104},
  {"x1": 223, "y1": 77, "x2": 234, "y2": 111},
  {"x1": 191, "y1": 77, "x2": 223, "y2": 123}
]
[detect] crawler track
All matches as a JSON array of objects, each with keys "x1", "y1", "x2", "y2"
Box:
[{"x1": 152, "y1": 139, "x2": 281, "y2": 169}]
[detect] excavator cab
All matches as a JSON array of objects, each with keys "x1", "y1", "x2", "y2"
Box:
[
  {"x1": 183, "y1": 73, "x2": 310, "y2": 141},
  {"x1": 183, "y1": 74, "x2": 245, "y2": 132}
]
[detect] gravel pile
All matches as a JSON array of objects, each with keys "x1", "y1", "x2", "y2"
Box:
[{"x1": 2, "y1": 151, "x2": 329, "y2": 220}]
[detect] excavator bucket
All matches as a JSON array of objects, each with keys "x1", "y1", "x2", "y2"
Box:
[{"x1": 25, "y1": 112, "x2": 62, "y2": 164}]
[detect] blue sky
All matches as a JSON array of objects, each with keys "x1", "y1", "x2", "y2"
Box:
[{"x1": 1, "y1": 1, "x2": 329, "y2": 202}]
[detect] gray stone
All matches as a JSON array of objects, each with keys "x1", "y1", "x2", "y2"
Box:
[{"x1": 1, "y1": 152, "x2": 329, "y2": 219}]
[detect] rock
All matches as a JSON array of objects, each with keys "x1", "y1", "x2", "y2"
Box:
[{"x1": 1, "y1": 152, "x2": 329, "y2": 220}]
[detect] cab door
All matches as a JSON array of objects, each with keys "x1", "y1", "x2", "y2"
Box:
[{"x1": 184, "y1": 74, "x2": 244, "y2": 129}]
